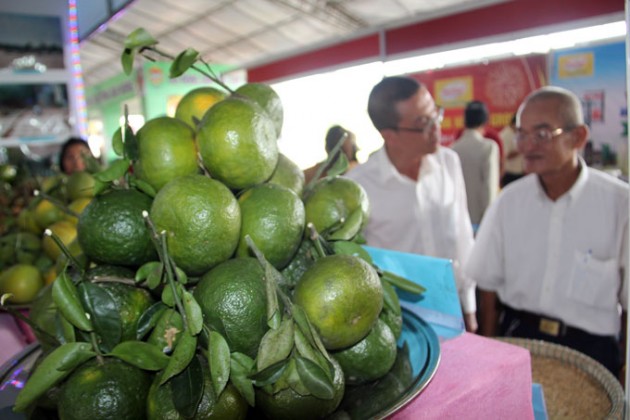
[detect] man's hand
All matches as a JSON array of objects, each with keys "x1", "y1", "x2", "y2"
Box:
[{"x1": 464, "y1": 312, "x2": 478, "y2": 333}]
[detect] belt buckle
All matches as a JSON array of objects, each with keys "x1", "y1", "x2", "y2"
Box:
[{"x1": 539, "y1": 318, "x2": 561, "y2": 336}]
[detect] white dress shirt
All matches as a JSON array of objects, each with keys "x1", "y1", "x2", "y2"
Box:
[
  {"x1": 466, "y1": 161, "x2": 629, "y2": 335},
  {"x1": 346, "y1": 147, "x2": 476, "y2": 313}
]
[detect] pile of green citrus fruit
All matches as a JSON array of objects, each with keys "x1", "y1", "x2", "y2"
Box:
[{"x1": 2, "y1": 28, "x2": 424, "y2": 420}]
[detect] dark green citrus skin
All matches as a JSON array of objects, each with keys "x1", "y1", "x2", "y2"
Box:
[
  {"x1": 77, "y1": 189, "x2": 157, "y2": 267},
  {"x1": 293, "y1": 254, "x2": 383, "y2": 350},
  {"x1": 135, "y1": 116, "x2": 199, "y2": 192},
  {"x1": 197, "y1": 97, "x2": 278, "y2": 190},
  {"x1": 234, "y1": 83, "x2": 284, "y2": 137},
  {"x1": 255, "y1": 357, "x2": 345, "y2": 420},
  {"x1": 193, "y1": 258, "x2": 268, "y2": 358},
  {"x1": 236, "y1": 183, "x2": 305, "y2": 269},
  {"x1": 267, "y1": 153, "x2": 305, "y2": 198},
  {"x1": 146, "y1": 356, "x2": 247, "y2": 420},
  {"x1": 332, "y1": 318, "x2": 397, "y2": 385},
  {"x1": 303, "y1": 177, "x2": 370, "y2": 235},
  {"x1": 58, "y1": 358, "x2": 152, "y2": 420},
  {"x1": 150, "y1": 175, "x2": 241, "y2": 276},
  {"x1": 96, "y1": 282, "x2": 155, "y2": 342}
]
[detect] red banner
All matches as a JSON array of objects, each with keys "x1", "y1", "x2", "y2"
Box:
[{"x1": 411, "y1": 55, "x2": 548, "y2": 145}]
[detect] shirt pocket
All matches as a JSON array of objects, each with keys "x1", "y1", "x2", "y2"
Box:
[{"x1": 568, "y1": 250, "x2": 618, "y2": 309}]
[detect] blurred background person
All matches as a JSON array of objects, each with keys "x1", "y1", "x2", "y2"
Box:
[
  {"x1": 304, "y1": 125, "x2": 359, "y2": 184},
  {"x1": 451, "y1": 101, "x2": 499, "y2": 228},
  {"x1": 58, "y1": 137, "x2": 95, "y2": 175},
  {"x1": 500, "y1": 114, "x2": 524, "y2": 187}
]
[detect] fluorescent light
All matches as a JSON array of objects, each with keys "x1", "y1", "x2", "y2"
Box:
[{"x1": 384, "y1": 20, "x2": 626, "y2": 75}]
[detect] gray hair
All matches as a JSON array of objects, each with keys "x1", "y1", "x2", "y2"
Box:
[{"x1": 518, "y1": 86, "x2": 584, "y2": 128}]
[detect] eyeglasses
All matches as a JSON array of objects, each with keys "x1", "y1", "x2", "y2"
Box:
[
  {"x1": 392, "y1": 107, "x2": 444, "y2": 134},
  {"x1": 515, "y1": 126, "x2": 575, "y2": 145}
]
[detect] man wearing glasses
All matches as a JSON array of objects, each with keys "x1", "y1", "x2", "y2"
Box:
[
  {"x1": 466, "y1": 86, "x2": 628, "y2": 375},
  {"x1": 345, "y1": 76, "x2": 478, "y2": 332}
]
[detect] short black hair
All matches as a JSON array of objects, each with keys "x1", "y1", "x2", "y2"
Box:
[
  {"x1": 368, "y1": 76, "x2": 422, "y2": 131},
  {"x1": 59, "y1": 137, "x2": 90, "y2": 173},
  {"x1": 464, "y1": 100, "x2": 489, "y2": 129}
]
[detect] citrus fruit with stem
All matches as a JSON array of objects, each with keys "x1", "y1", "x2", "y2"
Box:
[
  {"x1": 57, "y1": 357, "x2": 152, "y2": 420},
  {"x1": 193, "y1": 257, "x2": 267, "y2": 358},
  {"x1": 303, "y1": 177, "x2": 369, "y2": 237},
  {"x1": 0, "y1": 263, "x2": 44, "y2": 304},
  {"x1": 42, "y1": 220, "x2": 77, "y2": 261},
  {"x1": 267, "y1": 153, "x2": 305, "y2": 197},
  {"x1": 234, "y1": 82, "x2": 283, "y2": 137},
  {"x1": 293, "y1": 254, "x2": 383, "y2": 350},
  {"x1": 174, "y1": 86, "x2": 227, "y2": 129},
  {"x1": 236, "y1": 183, "x2": 305, "y2": 269},
  {"x1": 331, "y1": 318, "x2": 397, "y2": 385},
  {"x1": 197, "y1": 97, "x2": 278, "y2": 190},
  {"x1": 150, "y1": 174, "x2": 241, "y2": 276},
  {"x1": 77, "y1": 189, "x2": 157, "y2": 267},
  {"x1": 255, "y1": 356, "x2": 345, "y2": 420},
  {"x1": 135, "y1": 116, "x2": 199, "y2": 192}
]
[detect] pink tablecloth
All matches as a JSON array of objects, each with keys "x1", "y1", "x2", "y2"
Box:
[
  {"x1": 0, "y1": 313, "x2": 30, "y2": 368},
  {"x1": 393, "y1": 333, "x2": 534, "y2": 420}
]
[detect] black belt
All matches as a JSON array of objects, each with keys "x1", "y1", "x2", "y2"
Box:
[{"x1": 502, "y1": 305, "x2": 581, "y2": 338}]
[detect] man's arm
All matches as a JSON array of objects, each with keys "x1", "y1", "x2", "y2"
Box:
[{"x1": 478, "y1": 289, "x2": 499, "y2": 336}]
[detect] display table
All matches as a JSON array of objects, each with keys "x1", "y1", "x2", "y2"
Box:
[{"x1": 393, "y1": 332, "x2": 534, "y2": 419}]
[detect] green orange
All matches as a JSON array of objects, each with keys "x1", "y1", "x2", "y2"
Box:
[
  {"x1": 135, "y1": 116, "x2": 199, "y2": 192},
  {"x1": 0, "y1": 263, "x2": 44, "y2": 304},
  {"x1": 197, "y1": 97, "x2": 278, "y2": 190},
  {"x1": 234, "y1": 82, "x2": 284, "y2": 137},
  {"x1": 150, "y1": 175, "x2": 241, "y2": 276},
  {"x1": 175, "y1": 86, "x2": 227, "y2": 129},
  {"x1": 267, "y1": 153, "x2": 305, "y2": 197}
]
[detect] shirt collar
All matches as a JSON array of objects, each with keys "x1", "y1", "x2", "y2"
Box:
[
  {"x1": 377, "y1": 147, "x2": 441, "y2": 184},
  {"x1": 534, "y1": 155, "x2": 588, "y2": 202}
]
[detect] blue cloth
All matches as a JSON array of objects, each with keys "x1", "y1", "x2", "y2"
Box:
[
  {"x1": 532, "y1": 383, "x2": 548, "y2": 420},
  {"x1": 364, "y1": 246, "x2": 465, "y2": 338}
]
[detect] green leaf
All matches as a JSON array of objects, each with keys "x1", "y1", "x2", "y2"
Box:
[
  {"x1": 78, "y1": 282, "x2": 122, "y2": 353},
  {"x1": 293, "y1": 326, "x2": 319, "y2": 364},
  {"x1": 324, "y1": 153, "x2": 349, "y2": 178},
  {"x1": 111, "y1": 124, "x2": 134, "y2": 157},
  {"x1": 292, "y1": 305, "x2": 330, "y2": 362},
  {"x1": 109, "y1": 341, "x2": 170, "y2": 370},
  {"x1": 93, "y1": 179, "x2": 110, "y2": 196},
  {"x1": 170, "y1": 48, "x2": 200, "y2": 78},
  {"x1": 286, "y1": 358, "x2": 310, "y2": 396},
  {"x1": 57, "y1": 350, "x2": 96, "y2": 371},
  {"x1": 52, "y1": 271, "x2": 92, "y2": 332},
  {"x1": 230, "y1": 352, "x2": 255, "y2": 374},
  {"x1": 230, "y1": 353, "x2": 255, "y2": 407},
  {"x1": 56, "y1": 312, "x2": 76, "y2": 344},
  {"x1": 135, "y1": 261, "x2": 162, "y2": 283},
  {"x1": 250, "y1": 359, "x2": 289, "y2": 387},
  {"x1": 381, "y1": 280, "x2": 402, "y2": 316},
  {"x1": 295, "y1": 356, "x2": 334, "y2": 399},
  {"x1": 161, "y1": 282, "x2": 182, "y2": 307},
  {"x1": 182, "y1": 290, "x2": 202, "y2": 335},
  {"x1": 381, "y1": 269, "x2": 426, "y2": 295},
  {"x1": 174, "y1": 267, "x2": 188, "y2": 285},
  {"x1": 131, "y1": 178, "x2": 157, "y2": 198},
  {"x1": 121, "y1": 48, "x2": 135, "y2": 75},
  {"x1": 124, "y1": 27, "x2": 158, "y2": 50},
  {"x1": 171, "y1": 355, "x2": 204, "y2": 418},
  {"x1": 122, "y1": 122, "x2": 139, "y2": 160},
  {"x1": 208, "y1": 331, "x2": 230, "y2": 398},
  {"x1": 160, "y1": 331, "x2": 197, "y2": 385},
  {"x1": 245, "y1": 235, "x2": 281, "y2": 328},
  {"x1": 328, "y1": 208, "x2": 363, "y2": 241},
  {"x1": 147, "y1": 264, "x2": 164, "y2": 289},
  {"x1": 257, "y1": 318, "x2": 294, "y2": 371},
  {"x1": 13, "y1": 342, "x2": 93, "y2": 412},
  {"x1": 331, "y1": 241, "x2": 373, "y2": 264},
  {"x1": 93, "y1": 158, "x2": 130, "y2": 183},
  {"x1": 136, "y1": 301, "x2": 168, "y2": 340}
]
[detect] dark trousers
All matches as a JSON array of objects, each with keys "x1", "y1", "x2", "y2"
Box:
[{"x1": 499, "y1": 305, "x2": 622, "y2": 376}]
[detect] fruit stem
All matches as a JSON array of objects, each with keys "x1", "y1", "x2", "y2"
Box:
[
  {"x1": 44, "y1": 229, "x2": 85, "y2": 273},
  {"x1": 89, "y1": 331, "x2": 104, "y2": 359},
  {"x1": 160, "y1": 232, "x2": 188, "y2": 329},
  {"x1": 306, "y1": 223, "x2": 327, "y2": 259}
]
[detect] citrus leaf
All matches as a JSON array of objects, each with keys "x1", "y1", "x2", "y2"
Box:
[
  {"x1": 381, "y1": 280, "x2": 402, "y2": 316},
  {"x1": 160, "y1": 331, "x2": 197, "y2": 385},
  {"x1": 257, "y1": 318, "x2": 294, "y2": 371},
  {"x1": 57, "y1": 350, "x2": 96, "y2": 371},
  {"x1": 110, "y1": 340, "x2": 170, "y2": 370},
  {"x1": 208, "y1": 331, "x2": 230, "y2": 397},
  {"x1": 286, "y1": 358, "x2": 310, "y2": 396},
  {"x1": 136, "y1": 301, "x2": 168, "y2": 340},
  {"x1": 230, "y1": 372, "x2": 255, "y2": 407},
  {"x1": 245, "y1": 235, "x2": 281, "y2": 328},
  {"x1": 230, "y1": 352, "x2": 255, "y2": 374},
  {"x1": 291, "y1": 304, "x2": 316, "y2": 348},
  {"x1": 131, "y1": 178, "x2": 157, "y2": 198},
  {"x1": 52, "y1": 271, "x2": 92, "y2": 332},
  {"x1": 147, "y1": 264, "x2": 164, "y2": 289},
  {"x1": 170, "y1": 48, "x2": 199, "y2": 78},
  {"x1": 295, "y1": 356, "x2": 334, "y2": 399},
  {"x1": 182, "y1": 290, "x2": 202, "y2": 335},
  {"x1": 381, "y1": 269, "x2": 426, "y2": 295},
  {"x1": 331, "y1": 241, "x2": 373, "y2": 264},
  {"x1": 93, "y1": 158, "x2": 130, "y2": 183},
  {"x1": 171, "y1": 355, "x2": 204, "y2": 418},
  {"x1": 122, "y1": 122, "x2": 139, "y2": 160},
  {"x1": 78, "y1": 282, "x2": 122, "y2": 353},
  {"x1": 250, "y1": 359, "x2": 289, "y2": 387},
  {"x1": 135, "y1": 261, "x2": 162, "y2": 283},
  {"x1": 174, "y1": 267, "x2": 188, "y2": 285},
  {"x1": 124, "y1": 27, "x2": 158, "y2": 50},
  {"x1": 121, "y1": 48, "x2": 135, "y2": 75},
  {"x1": 328, "y1": 208, "x2": 363, "y2": 241},
  {"x1": 56, "y1": 312, "x2": 76, "y2": 344},
  {"x1": 161, "y1": 282, "x2": 182, "y2": 307},
  {"x1": 93, "y1": 178, "x2": 110, "y2": 196},
  {"x1": 13, "y1": 342, "x2": 93, "y2": 412},
  {"x1": 293, "y1": 326, "x2": 319, "y2": 364},
  {"x1": 324, "y1": 153, "x2": 349, "y2": 178},
  {"x1": 230, "y1": 352, "x2": 256, "y2": 406},
  {"x1": 111, "y1": 124, "x2": 134, "y2": 157}
]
